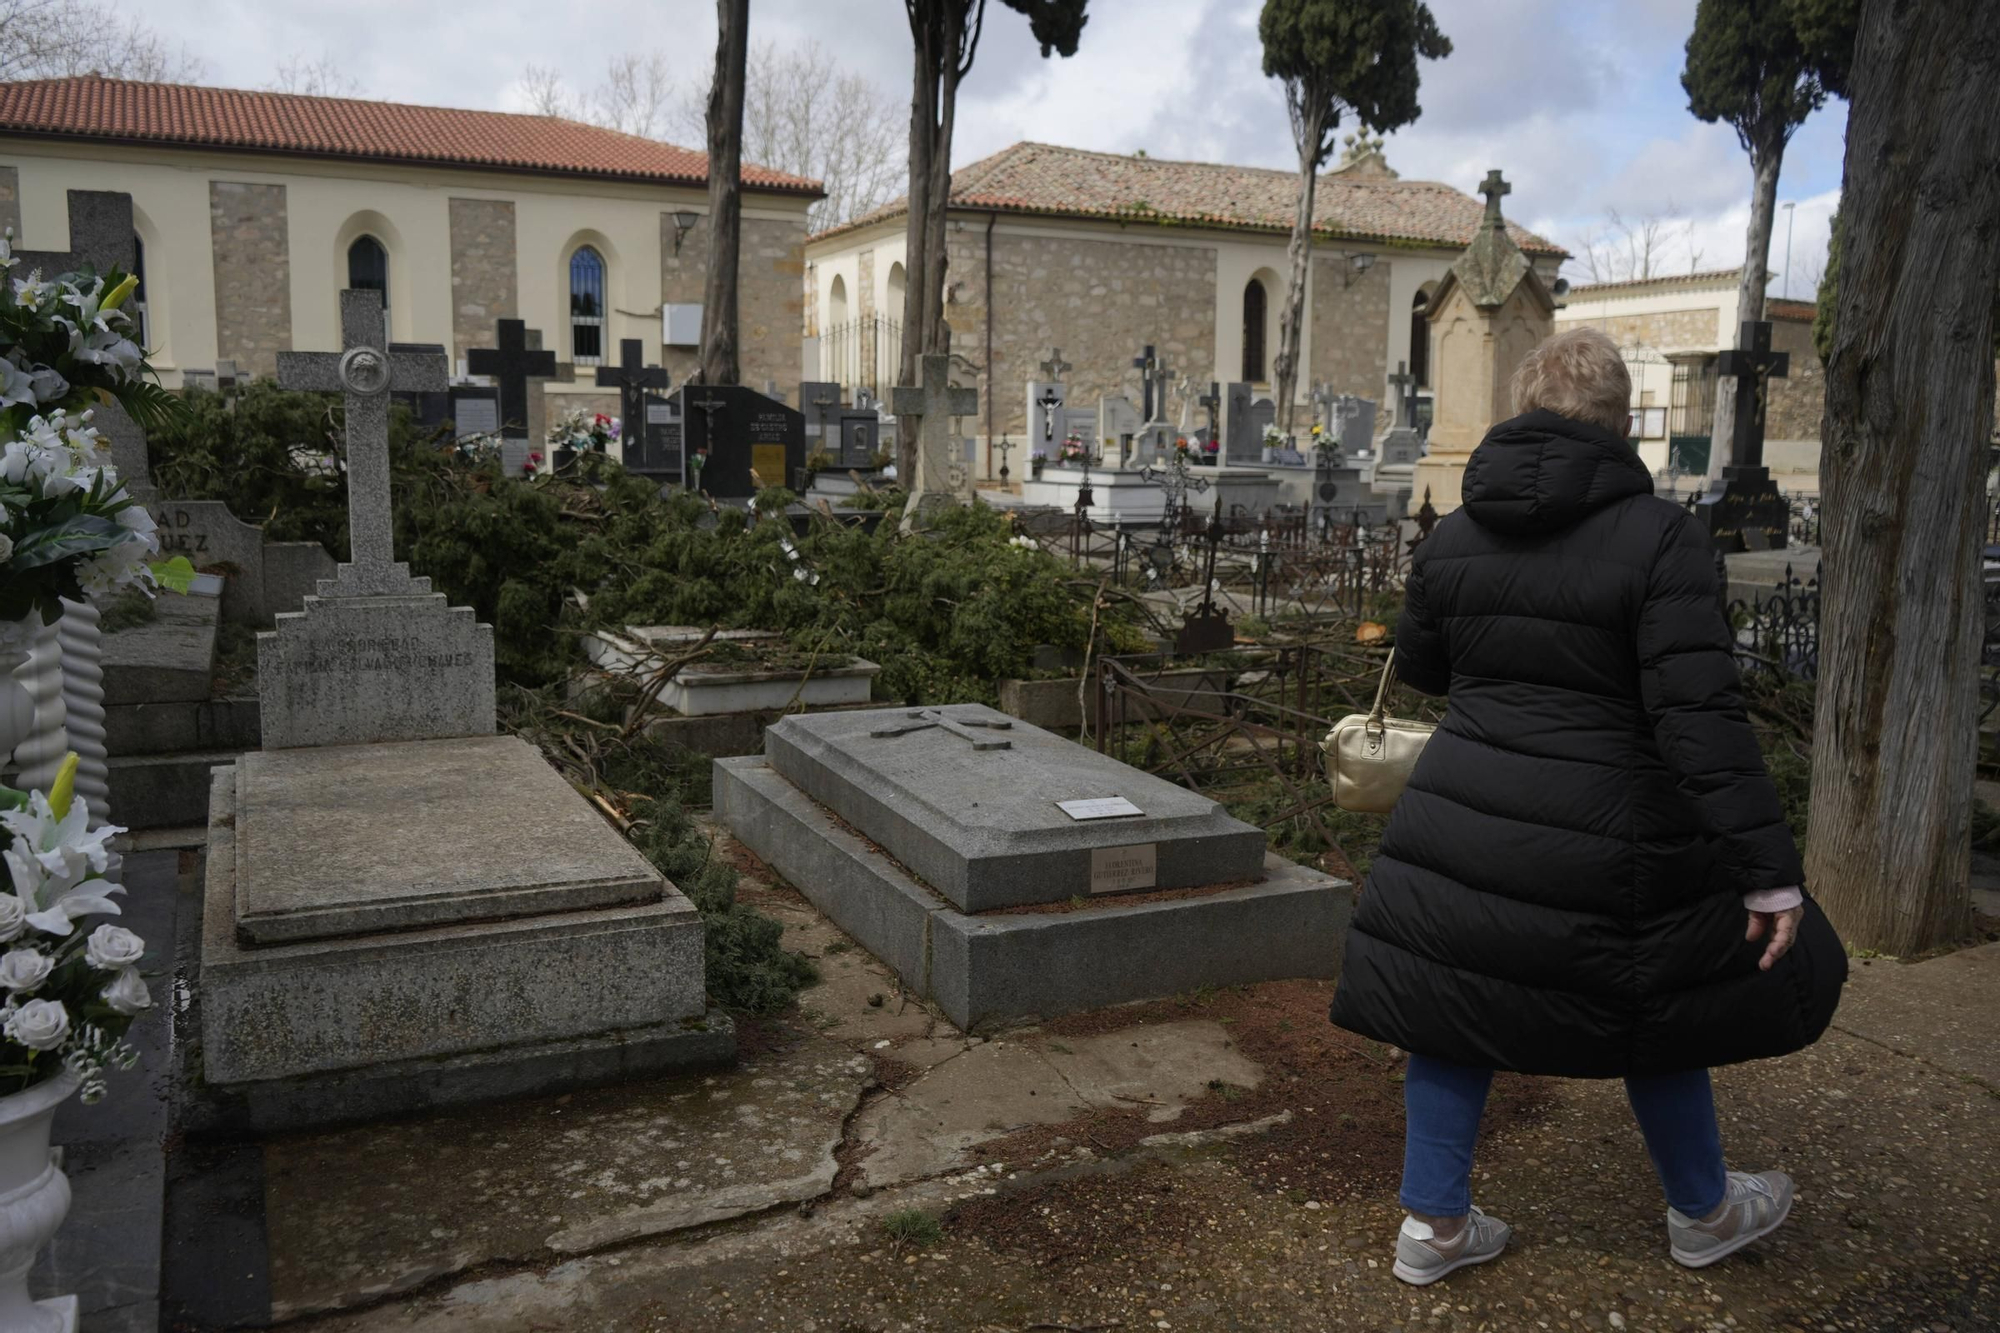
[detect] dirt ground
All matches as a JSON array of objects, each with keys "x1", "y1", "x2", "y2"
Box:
[{"x1": 290, "y1": 834, "x2": 2000, "y2": 1333}]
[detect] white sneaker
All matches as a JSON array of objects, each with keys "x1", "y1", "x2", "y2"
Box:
[
  {"x1": 1667, "y1": 1170, "x2": 1794, "y2": 1268},
  {"x1": 1391, "y1": 1205, "x2": 1512, "y2": 1285}
]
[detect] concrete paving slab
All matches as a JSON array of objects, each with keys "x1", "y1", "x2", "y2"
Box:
[
  {"x1": 1832, "y1": 943, "x2": 2000, "y2": 1087},
  {"x1": 850, "y1": 1020, "x2": 1260, "y2": 1189},
  {"x1": 259, "y1": 1029, "x2": 871, "y2": 1320}
]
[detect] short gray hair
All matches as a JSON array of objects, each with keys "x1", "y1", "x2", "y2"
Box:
[{"x1": 1510, "y1": 327, "x2": 1632, "y2": 434}]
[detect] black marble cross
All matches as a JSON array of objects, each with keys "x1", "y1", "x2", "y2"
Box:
[
  {"x1": 466, "y1": 319, "x2": 557, "y2": 440},
  {"x1": 594, "y1": 339, "x2": 670, "y2": 443},
  {"x1": 1199, "y1": 381, "x2": 1221, "y2": 450},
  {"x1": 1132, "y1": 344, "x2": 1161, "y2": 423},
  {"x1": 1714, "y1": 320, "x2": 1790, "y2": 470}
]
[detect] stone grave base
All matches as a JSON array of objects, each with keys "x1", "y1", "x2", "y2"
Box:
[
  {"x1": 198, "y1": 739, "x2": 729, "y2": 1132},
  {"x1": 715, "y1": 755, "x2": 1349, "y2": 1031},
  {"x1": 1018, "y1": 464, "x2": 1281, "y2": 523}
]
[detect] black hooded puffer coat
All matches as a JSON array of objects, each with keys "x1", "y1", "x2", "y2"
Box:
[{"x1": 1328, "y1": 409, "x2": 1845, "y2": 1078}]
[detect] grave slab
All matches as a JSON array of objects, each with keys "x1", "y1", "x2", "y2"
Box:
[
  {"x1": 233, "y1": 736, "x2": 663, "y2": 945},
  {"x1": 763, "y1": 704, "x2": 1267, "y2": 912},
  {"x1": 201, "y1": 760, "x2": 706, "y2": 1089},
  {"x1": 101, "y1": 588, "x2": 219, "y2": 707},
  {"x1": 715, "y1": 755, "x2": 1347, "y2": 1030}
]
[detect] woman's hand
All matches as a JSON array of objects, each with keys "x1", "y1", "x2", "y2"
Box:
[{"x1": 1746, "y1": 904, "x2": 1806, "y2": 971}]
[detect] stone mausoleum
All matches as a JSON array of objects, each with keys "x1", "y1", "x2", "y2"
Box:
[{"x1": 0, "y1": 73, "x2": 820, "y2": 440}]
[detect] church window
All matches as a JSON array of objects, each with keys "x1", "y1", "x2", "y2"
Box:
[
  {"x1": 1242, "y1": 278, "x2": 1267, "y2": 382},
  {"x1": 570, "y1": 246, "x2": 606, "y2": 366},
  {"x1": 1410, "y1": 288, "x2": 1431, "y2": 387},
  {"x1": 347, "y1": 235, "x2": 388, "y2": 309}
]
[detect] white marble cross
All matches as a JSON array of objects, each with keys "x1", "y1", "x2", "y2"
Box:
[
  {"x1": 277, "y1": 291, "x2": 447, "y2": 598},
  {"x1": 892, "y1": 353, "x2": 978, "y2": 523}
]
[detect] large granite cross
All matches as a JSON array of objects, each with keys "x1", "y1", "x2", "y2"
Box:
[
  {"x1": 594, "y1": 338, "x2": 671, "y2": 448},
  {"x1": 466, "y1": 319, "x2": 557, "y2": 440},
  {"x1": 1714, "y1": 320, "x2": 1789, "y2": 470},
  {"x1": 892, "y1": 353, "x2": 978, "y2": 521},
  {"x1": 277, "y1": 290, "x2": 447, "y2": 598},
  {"x1": 1387, "y1": 361, "x2": 1416, "y2": 428}
]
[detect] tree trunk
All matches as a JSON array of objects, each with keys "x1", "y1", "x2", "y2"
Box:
[
  {"x1": 699, "y1": 0, "x2": 750, "y2": 387},
  {"x1": 897, "y1": 0, "x2": 968, "y2": 481},
  {"x1": 1705, "y1": 140, "x2": 1784, "y2": 482},
  {"x1": 1273, "y1": 119, "x2": 1323, "y2": 439},
  {"x1": 1804, "y1": 0, "x2": 2000, "y2": 956}
]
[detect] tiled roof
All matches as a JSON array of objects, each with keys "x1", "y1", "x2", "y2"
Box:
[
  {"x1": 0, "y1": 75, "x2": 821, "y2": 196},
  {"x1": 813, "y1": 141, "x2": 1564, "y2": 255},
  {"x1": 1567, "y1": 268, "x2": 1745, "y2": 297},
  {"x1": 1768, "y1": 298, "x2": 1817, "y2": 323}
]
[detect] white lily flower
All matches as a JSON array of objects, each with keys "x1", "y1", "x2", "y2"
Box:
[{"x1": 0, "y1": 358, "x2": 35, "y2": 413}]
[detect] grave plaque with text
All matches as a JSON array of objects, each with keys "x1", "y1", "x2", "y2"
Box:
[{"x1": 677, "y1": 385, "x2": 806, "y2": 499}]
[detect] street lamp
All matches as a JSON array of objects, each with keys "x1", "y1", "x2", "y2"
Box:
[
  {"x1": 1780, "y1": 201, "x2": 1796, "y2": 299},
  {"x1": 671, "y1": 209, "x2": 701, "y2": 255}
]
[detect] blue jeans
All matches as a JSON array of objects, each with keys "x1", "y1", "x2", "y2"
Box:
[{"x1": 1400, "y1": 1054, "x2": 1727, "y2": 1218}]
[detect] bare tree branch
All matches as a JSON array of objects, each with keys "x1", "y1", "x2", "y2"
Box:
[
  {"x1": 0, "y1": 0, "x2": 204, "y2": 83},
  {"x1": 272, "y1": 50, "x2": 360, "y2": 97}
]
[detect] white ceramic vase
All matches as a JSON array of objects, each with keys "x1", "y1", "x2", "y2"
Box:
[
  {"x1": 54, "y1": 603, "x2": 106, "y2": 824},
  {"x1": 0, "y1": 1073, "x2": 78, "y2": 1333}
]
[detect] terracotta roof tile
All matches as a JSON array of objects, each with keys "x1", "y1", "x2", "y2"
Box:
[
  {"x1": 1567, "y1": 268, "x2": 1745, "y2": 298},
  {"x1": 814, "y1": 141, "x2": 1563, "y2": 255},
  {"x1": 0, "y1": 75, "x2": 821, "y2": 196}
]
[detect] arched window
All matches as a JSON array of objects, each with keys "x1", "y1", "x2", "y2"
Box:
[
  {"x1": 569, "y1": 246, "x2": 606, "y2": 366},
  {"x1": 828, "y1": 274, "x2": 849, "y2": 329},
  {"x1": 347, "y1": 236, "x2": 388, "y2": 308},
  {"x1": 132, "y1": 235, "x2": 151, "y2": 347},
  {"x1": 1241, "y1": 278, "x2": 1267, "y2": 382},
  {"x1": 1410, "y1": 288, "x2": 1432, "y2": 387}
]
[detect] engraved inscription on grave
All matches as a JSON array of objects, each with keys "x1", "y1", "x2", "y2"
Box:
[{"x1": 1090, "y1": 843, "x2": 1158, "y2": 894}]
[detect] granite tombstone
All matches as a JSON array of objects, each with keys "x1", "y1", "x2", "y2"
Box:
[{"x1": 678, "y1": 384, "x2": 807, "y2": 499}]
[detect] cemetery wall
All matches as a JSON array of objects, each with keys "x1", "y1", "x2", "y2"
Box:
[
  {"x1": 1310, "y1": 253, "x2": 1392, "y2": 399},
  {"x1": 952, "y1": 223, "x2": 1219, "y2": 437},
  {"x1": 448, "y1": 198, "x2": 518, "y2": 363},
  {"x1": 1764, "y1": 313, "x2": 1824, "y2": 445},
  {"x1": 208, "y1": 181, "x2": 294, "y2": 378}
]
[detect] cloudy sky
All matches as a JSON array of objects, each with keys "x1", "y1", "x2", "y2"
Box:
[{"x1": 138, "y1": 0, "x2": 1846, "y2": 293}]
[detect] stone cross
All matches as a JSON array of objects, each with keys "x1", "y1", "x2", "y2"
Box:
[
  {"x1": 1479, "y1": 170, "x2": 1511, "y2": 230},
  {"x1": 1387, "y1": 361, "x2": 1416, "y2": 428},
  {"x1": 892, "y1": 353, "x2": 979, "y2": 521},
  {"x1": 466, "y1": 319, "x2": 557, "y2": 440},
  {"x1": 869, "y1": 708, "x2": 1014, "y2": 750},
  {"x1": 594, "y1": 338, "x2": 670, "y2": 444},
  {"x1": 1040, "y1": 348, "x2": 1073, "y2": 381},
  {"x1": 1714, "y1": 320, "x2": 1790, "y2": 470},
  {"x1": 276, "y1": 289, "x2": 447, "y2": 598},
  {"x1": 1199, "y1": 381, "x2": 1221, "y2": 451}
]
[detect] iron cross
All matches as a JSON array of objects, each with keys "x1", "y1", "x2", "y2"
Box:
[
  {"x1": 868, "y1": 708, "x2": 1014, "y2": 750},
  {"x1": 466, "y1": 319, "x2": 557, "y2": 440},
  {"x1": 594, "y1": 339, "x2": 671, "y2": 443},
  {"x1": 276, "y1": 289, "x2": 446, "y2": 597}
]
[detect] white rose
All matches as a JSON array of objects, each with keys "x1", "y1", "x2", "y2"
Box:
[
  {"x1": 0, "y1": 948, "x2": 52, "y2": 992},
  {"x1": 83, "y1": 923, "x2": 143, "y2": 970},
  {"x1": 4, "y1": 998, "x2": 68, "y2": 1051},
  {"x1": 0, "y1": 532, "x2": 12, "y2": 563},
  {"x1": 0, "y1": 897, "x2": 23, "y2": 943},
  {"x1": 101, "y1": 967, "x2": 149, "y2": 1017}
]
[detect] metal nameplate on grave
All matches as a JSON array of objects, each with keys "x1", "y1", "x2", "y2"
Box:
[
  {"x1": 450, "y1": 389, "x2": 500, "y2": 439},
  {"x1": 627, "y1": 396, "x2": 683, "y2": 479},
  {"x1": 1058, "y1": 797, "x2": 1143, "y2": 821},
  {"x1": 1090, "y1": 844, "x2": 1158, "y2": 894},
  {"x1": 837, "y1": 410, "x2": 881, "y2": 468}
]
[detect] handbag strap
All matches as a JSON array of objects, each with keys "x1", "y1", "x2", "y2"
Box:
[{"x1": 1367, "y1": 648, "x2": 1397, "y2": 729}]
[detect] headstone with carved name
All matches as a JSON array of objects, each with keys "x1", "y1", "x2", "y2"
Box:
[{"x1": 676, "y1": 384, "x2": 807, "y2": 498}]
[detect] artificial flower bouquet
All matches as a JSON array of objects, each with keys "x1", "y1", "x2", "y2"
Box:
[
  {"x1": 0, "y1": 755, "x2": 148, "y2": 1104},
  {"x1": 547, "y1": 407, "x2": 619, "y2": 455},
  {"x1": 0, "y1": 230, "x2": 192, "y2": 638},
  {"x1": 1058, "y1": 432, "x2": 1089, "y2": 464}
]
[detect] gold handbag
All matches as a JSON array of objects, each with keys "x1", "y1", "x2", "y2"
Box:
[{"x1": 1320, "y1": 649, "x2": 1435, "y2": 815}]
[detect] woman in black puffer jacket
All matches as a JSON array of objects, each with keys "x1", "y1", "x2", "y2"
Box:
[{"x1": 1328, "y1": 326, "x2": 1845, "y2": 1287}]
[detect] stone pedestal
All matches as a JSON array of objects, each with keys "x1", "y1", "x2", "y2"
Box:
[
  {"x1": 1696, "y1": 465, "x2": 1789, "y2": 553},
  {"x1": 199, "y1": 735, "x2": 721, "y2": 1128},
  {"x1": 1019, "y1": 465, "x2": 1278, "y2": 523},
  {"x1": 715, "y1": 705, "x2": 1348, "y2": 1030}
]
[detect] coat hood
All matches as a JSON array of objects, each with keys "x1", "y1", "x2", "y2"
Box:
[{"x1": 1459, "y1": 409, "x2": 1654, "y2": 536}]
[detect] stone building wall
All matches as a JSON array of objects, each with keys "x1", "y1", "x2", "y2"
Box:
[
  {"x1": 659, "y1": 210, "x2": 805, "y2": 396},
  {"x1": 1555, "y1": 306, "x2": 1719, "y2": 352},
  {"x1": 209, "y1": 181, "x2": 292, "y2": 378},
  {"x1": 954, "y1": 227, "x2": 1219, "y2": 439},
  {"x1": 0, "y1": 166, "x2": 19, "y2": 243},
  {"x1": 1310, "y1": 255, "x2": 1392, "y2": 399},
  {"x1": 1764, "y1": 314, "x2": 1824, "y2": 443},
  {"x1": 447, "y1": 198, "x2": 518, "y2": 364}
]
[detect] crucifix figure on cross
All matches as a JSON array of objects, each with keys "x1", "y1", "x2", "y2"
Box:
[
  {"x1": 869, "y1": 708, "x2": 1014, "y2": 750},
  {"x1": 594, "y1": 339, "x2": 670, "y2": 448},
  {"x1": 1039, "y1": 348, "x2": 1073, "y2": 382},
  {"x1": 466, "y1": 319, "x2": 557, "y2": 440},
  {"x1": 1199, "y1": 381, "x2": 1222, "y2": 455},
  {"x1": 1131, "y1": 344, "x2": 1161, "y2": 424},
  {"x1": 1714, "y1": 320, "x2": 1790, "y2": 470},
  {"x1": 277, "y1": 290, "x2": 448, "y2": 598},
  {"x1": 1036, "y1": 384, "x2": 1064, "y2": 442},
  {"x1": 892, "y1": 352, "x2": 980, "y2": 524}
]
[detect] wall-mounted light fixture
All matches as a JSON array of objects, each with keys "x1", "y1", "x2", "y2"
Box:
[{"x1": 671, "y1": 209, "x2": 701, "y2": 255}]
